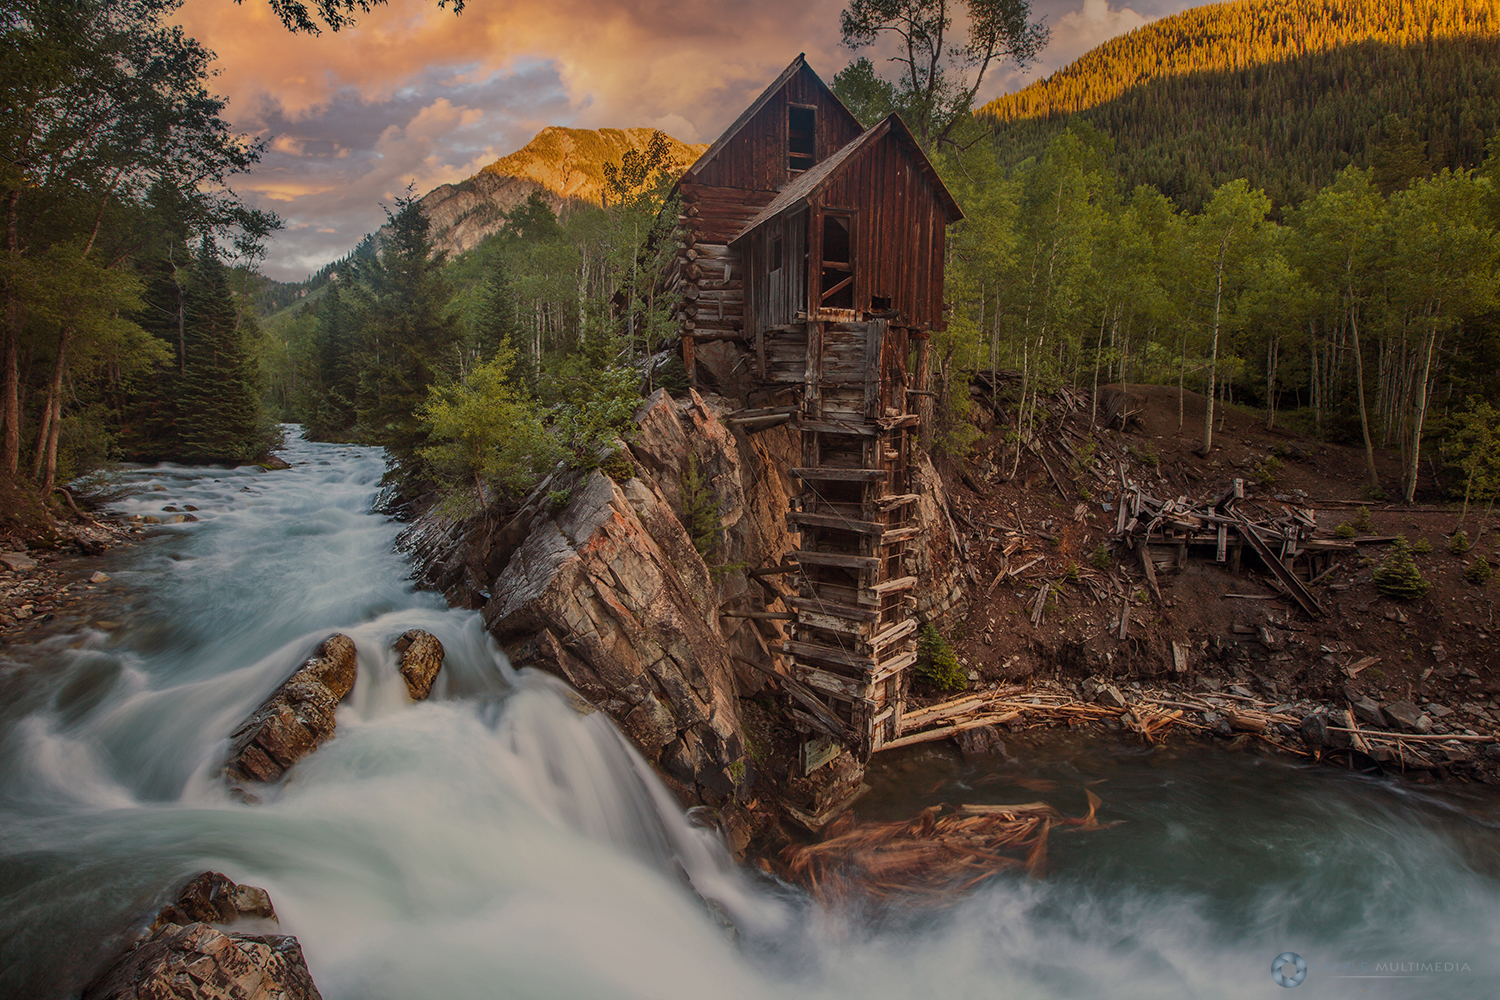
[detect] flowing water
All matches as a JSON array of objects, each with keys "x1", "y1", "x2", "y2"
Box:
[{"x1": 1, "y1": 429, "x2": 1497, "y2": 999}]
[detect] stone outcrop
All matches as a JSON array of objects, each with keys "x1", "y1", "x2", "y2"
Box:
[
  {"x1": 149, "y1": 872, "x2": 276, "y2": 931},
  {"x1": 85, "y1": 873, "x2": 321, "y2": 1000},
  {"x1": 394, "y1": 629, "x2": 445, "y2": 701},
  {"x1": 225, "y1": 634, "x2": 357, "y2": 786},
  {"x1": 402, "y1": 389, "x2": 968, "y2": 812}
]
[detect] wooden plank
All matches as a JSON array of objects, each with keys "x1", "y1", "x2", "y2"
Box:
[
  {"x1": 1216, "y1": 524, "x2": 1228, "y2": 562},
  {"x1": 1231, "y1": 514, "x2": 1325, "y2": 618},
  {"x1": 875, "y1": 711, "x2": 1022, "y2": 752},
  {"x1": 794, "y1": 665, "x2": 876, "y2": 701},
  {"x1": 873, "y1": 493, "x2": 919, "y2": 510},
  {"x1": 720, "y1": 610, "x2": 797, "y2": 621},
  {"x1": 868, "y1": 616, "x2": 919, "y2": 652},
  {"x1": 793, "y1": 609, "x2": 868, "y2": 635},
  {"x1": 749, "y1": 562, "x2": 800, "y2": 577},
  {"x1": 790, "y1": 467, "x2": 889, "y2": 481},
  {"x1": 864, "y1": 319, "x2": 885, "y2": 418},
  {"x1": 786, "y1": 639, "x2": 875, "y2": 670},
  {"x1": 866, "y1": 575, "x2": 917, "y2": 595},
  {"x1": 881, "y1": 526, "x2": 921, "y2": 543},
  {"x1": 786, "y1": 595, "x2": 881, "y2": 622},
  {"x1": 788, "y1": 511, "x2": 886, "y2": 535},
  {"x1": 798, "y1": 418, "x2": 878, "y2": 437},
  {"x1": 869, "y1": 649, "x2": 918, "y2": 683},
  {"x1": 793, "y1": 550, "x2": 881, "y2": 571}
]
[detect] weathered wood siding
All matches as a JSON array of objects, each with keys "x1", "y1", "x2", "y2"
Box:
[
  {"x1": 742, "y1": 208, "x2": 808, "y2": 336},
  {"x1": 807, "y1": 130, "x2": 951, "y2": 331},
  {"x1": 689, "y1": 66, "x2": 864, "y2": 193}
]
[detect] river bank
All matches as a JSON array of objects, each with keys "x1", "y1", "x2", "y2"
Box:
[{"x1": 3, "y1": 429, "x2": 1499, "y2": 999}]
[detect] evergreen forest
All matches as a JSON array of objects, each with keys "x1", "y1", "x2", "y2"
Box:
[{"x1": 7, "y1": 0, "x2": 1500, "y2": 530}]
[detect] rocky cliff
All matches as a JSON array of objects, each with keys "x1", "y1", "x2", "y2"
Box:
[{"x1": 403, "y1": 389, "x2": 967, "y2": 822}]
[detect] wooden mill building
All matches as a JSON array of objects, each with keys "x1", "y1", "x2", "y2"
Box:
[{"x1": 664, "y1": 56, "x2": 964, "y2": 761}]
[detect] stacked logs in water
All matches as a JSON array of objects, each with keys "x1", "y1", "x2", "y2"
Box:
[{"x1": 781, "y1": 793, "x2": 1109, "y2": 906}]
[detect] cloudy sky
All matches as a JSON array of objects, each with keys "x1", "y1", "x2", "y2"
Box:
[{"x1": 179, "y1": 0, "x2": 1205, "y2": 280}]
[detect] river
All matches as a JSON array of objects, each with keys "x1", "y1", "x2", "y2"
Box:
[{"x1": 1, "y1": 430, "x2": 1496, "y2": 999}]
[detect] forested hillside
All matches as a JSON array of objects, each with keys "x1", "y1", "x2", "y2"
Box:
[
  {"x1": 1, "y1": 0, "x2": 280, "y2": 529},
  {"x1": 979, "y1": 0, "x2": 1500, "y2": 210}
]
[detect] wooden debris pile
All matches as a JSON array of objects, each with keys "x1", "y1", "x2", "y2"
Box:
[
  {"x1": 782, "y1": 793, "x2": 1108, "y2": 905},
  {"x1": 1113, "y1": 476, "x2": 1334, "y2": 617}
]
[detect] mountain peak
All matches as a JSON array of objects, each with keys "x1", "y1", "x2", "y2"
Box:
[{"x1": 414, "y1": 125, "x2": 707, "y2": 256}]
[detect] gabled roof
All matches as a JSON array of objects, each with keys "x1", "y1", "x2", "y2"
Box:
[
  {"x1": 731, "y1": 113, "x2": 965, "y2": 243},
  {"x1": 683, "y1": 54, "x2": 864, "y2": 182}
]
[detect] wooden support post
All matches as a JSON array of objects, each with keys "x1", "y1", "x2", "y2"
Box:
[{"x1": 682, "y1": 334, "x2": 696, "y2": 389}]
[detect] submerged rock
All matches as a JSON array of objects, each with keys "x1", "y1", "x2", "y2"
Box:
[
  {"x1": 394, "y1": 628, "x2": 445, "y2": 700},
  {"x1": 85, "y1": 874, "x2": 319, "y2": 1000},
  {"x1": 224, "y1": 633, "x2": 357, "y2": 786}
]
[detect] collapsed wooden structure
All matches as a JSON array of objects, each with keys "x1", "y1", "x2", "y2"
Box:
[
  {"x1": 666, "y1": 57, "x2": 964, "y2": 760},
  {"x1": 1113, "y1": 476, "x2": 1336, "y2": 617}
]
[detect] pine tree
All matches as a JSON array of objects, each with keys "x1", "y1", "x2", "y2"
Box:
[
  {"x1": 179, "y1": 237, "x2": 264, "y2": 462},
  {"x1": 354, "y1": 194, "x2": 462, "y2": 468}
]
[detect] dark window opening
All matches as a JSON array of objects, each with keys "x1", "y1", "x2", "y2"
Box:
[
  {"x1": 820, "y1": 213, "x2": 854, "y2": 310},
  {"x1": 771, "y1": 234, "x2": 783, "y2": 272},
  {"x1": 870, "y1": 294, "x2": 892, "y2": 311},
  {"x1": 788, "y1": 106, "x2": 816, "y2": 172}
]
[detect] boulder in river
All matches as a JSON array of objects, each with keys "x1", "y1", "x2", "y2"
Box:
[
  {"x1": 84, "y1": 873, "x2": 320, "y2": 1000},
  {"x1": 394, "y1": 628, "x2": 444, "y2": 700},
  {"x1": 224, "y1": 633, "x2": 357, "y2": 786}
]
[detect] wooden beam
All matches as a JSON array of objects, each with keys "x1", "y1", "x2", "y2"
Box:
[
  {"x1": 791, "y1": 466, "x2": 889, "y2": 482},
  {"x1": 792, "y1": 550, "x2": 881, "y2": 571},
  {"x1": 788, "y1": 511, "x2": 886, "y2": 535},
  {"x1": 798, "y1": 418, "x2": 878, "y2": 437},
  {"x1": 720, "y1": 610, "x2": 796, "y2": 621},
  {"x1": 867, "y1": 575, "x2": 918, "y2": 595},
  {"x1": 881, "y1": 526, "x2": 921, "y2": 543},
  {"x1": 873, "y1": 493, "x2": 919, "y2": 510},
  {"x1": 786, "y1": 640, "x2": 875, "y2": 670},
  {"x1": 749, "y1": 562, "x2": 800, "y2": 578},
  {"x1": 786, "y1": 595, "x2": 881, "y2": 622},
  {"x1": 869, "y1": 616, "x2": 918, "y2": 652}
]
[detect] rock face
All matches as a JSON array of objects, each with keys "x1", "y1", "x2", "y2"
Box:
[
  {"x1": 405, "y1": 391, "x2": 802, "y2": 804},
  {"x1": 225, "y1": 634, "x2": 357, "y2": 786},
  {"x1": 394, "y1": 629, "x2": 445, "y2": 701},
  {"x1": 402, "y1": 388, "x2": 968, "y2": 807},
  {"x1": 85, "y1": 873, "x2": 321, "y2": 1000},
  {"x1": 150, "y1": 872, "x2": 277, "y2": 931}
]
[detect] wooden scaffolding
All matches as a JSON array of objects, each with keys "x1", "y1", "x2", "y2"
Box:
[{"x1": 758, "y1": 317, "x2": 927, "y2": 757}]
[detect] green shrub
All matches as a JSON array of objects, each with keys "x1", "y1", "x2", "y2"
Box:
[
  {"x1": 680, "y1": 454, "x2": 721, "y2": 558},
  {"x1": 1352, "y1": 505, "x2": 1375, "y2": 533},
  {"x1": 1465, "y1": 557, "x2": 1492, "y2": 586},
  {"x1": 1372, "y1": 536, "x2": 1431, "y2": 600},
  {"x1": 546, "y1": 488, "x2": 572, "y2": 513},
  {"x1": 1333, "y1": 522, "x2": 1357, "y2": 539},
  {"x1": 600, "y1": 447, "x2": 634, "y2": 483},
  {"x1": 1129, "y1": 444, "x2": 1160, "y2": 468},
  {"x1": 1449, "y1": 530, "x2": 1472, "y2": 555},
  {"x1": 1249, "y1": 455, "x2": 1284, "y2": 485},
  {"x1": 1090, "y1": 544, "x2": 1113, "y2": 570},
  {"x1": 1063, "y1": 561, "x2": 1080, "y2": 584},
  {"x1": 1411, "y1": 537, "x2": 1433, "y2": 554},
  {"x1": 916, "y1": 624, "x2": 967, "y2": 692}
]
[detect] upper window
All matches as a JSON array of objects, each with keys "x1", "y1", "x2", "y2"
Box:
[
  {"x1": 788, "y1": 106, "x2": 816, "y2": 172},
  {"x1": 771, "y1": 234, "x2": 783, "y2": 272}
]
